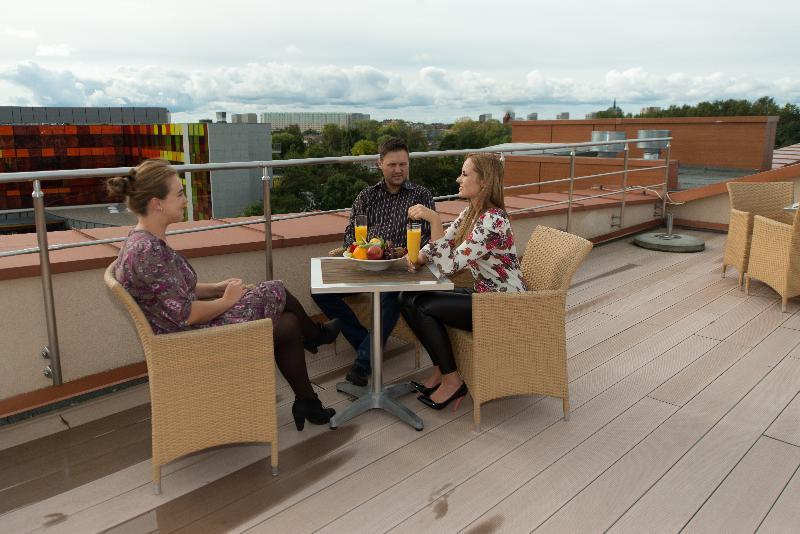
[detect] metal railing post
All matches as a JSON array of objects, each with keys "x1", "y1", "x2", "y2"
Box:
[
  {"x1": 661, "y1": 143, "x2": 672, "y2": 218},
  {"x1": 566, "y1": 149, "x2": 576, "y2": 233},
  {"x1": 32, "y1": 180, "x2": 62, "y2": 385},
  {"x1": 262, "y1": 167, "x2": 274, "y2": 280},
  {"x1": 618, "y1": 143, "x2": 630, "y2": 228}
]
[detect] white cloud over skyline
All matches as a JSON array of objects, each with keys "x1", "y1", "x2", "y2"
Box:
[{"x1": 1, "y1": 0, "x2": 798, "y2": 122}]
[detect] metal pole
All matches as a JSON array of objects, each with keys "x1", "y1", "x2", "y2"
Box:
[
  {"x1": 661, "y1": 143, "x2": 672, "y2": 219},
  {"x1": 262, "y1": 167, "x2": 274, "y2": 280},
  {"x1": 619, "y1": 144, "x2": 630, "y2": 228},
  {"x1": 371, "y1": 291, "x2": 382, "y2": 395},
  {"x1": 566, "y1": 150, "x2": 576, "y2": 233},
  {"x1": 32, "y1": 180, "x2": 62, "y2": 385}
]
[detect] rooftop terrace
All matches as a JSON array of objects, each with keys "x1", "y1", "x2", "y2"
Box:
[{"x1": 1, "y1": 229, "x2": 799, "y2": 532}]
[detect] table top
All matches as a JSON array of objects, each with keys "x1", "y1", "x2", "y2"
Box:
[
  {"x1": 310, "y1": 257, "x2": 454, "y2": 294},
  {"x1": 785, "y1": 202, "x2": 799, "y2": 212}
]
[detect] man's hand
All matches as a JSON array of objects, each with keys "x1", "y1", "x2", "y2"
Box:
[{"x1": 408, "y1": 204, "x2": 440, "y2": 224}]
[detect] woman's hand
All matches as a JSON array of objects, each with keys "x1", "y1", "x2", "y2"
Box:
[
  {"x1": 406, "y1": 251, "x2": 428, "y2": 272},
  {"x1": 408, "y1": 204, "x2": 439, "y2": 224},
  {"x1": 222, "y1": 279, "x2": 246, "y2": 305},
  {"x1": 214, "y1": 278, "x2": 242, "y2": 298}
]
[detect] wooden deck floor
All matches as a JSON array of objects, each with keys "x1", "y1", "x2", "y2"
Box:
[{"x1": 2, "y1": 230, "x2": 799, "y2": 533}]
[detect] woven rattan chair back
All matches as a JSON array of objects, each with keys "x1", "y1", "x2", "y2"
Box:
[
  {"x1": 520, "y1": 225, "x2": 594, "y2": 291},
  {"x1": 104, "y1": 261, "x2": 156, "y2": 349},
  {"x1": 727, "y1": 182, "x2": 793, "y2": 221}
]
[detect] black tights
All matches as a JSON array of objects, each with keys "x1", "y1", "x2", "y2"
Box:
[
  {"x1": 272, "y1": 290, "x2": 320, "y2": 400},
  {"x1": 398, "y1": 289, "x2": 473, "y2": 375}
]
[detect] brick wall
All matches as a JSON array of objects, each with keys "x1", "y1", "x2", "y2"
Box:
[{"x1": 512, "y1": 116, "x2": 777, "y2": 171}]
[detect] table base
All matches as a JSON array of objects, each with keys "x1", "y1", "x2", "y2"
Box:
[{"x1": 330, "y1": 382, "x2": 422, "y2": 431}]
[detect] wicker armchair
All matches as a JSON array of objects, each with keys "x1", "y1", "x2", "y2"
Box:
[
  {"x1": 745, "y1": 208, "x2": 800, "y2": 312},
  {"x1": 722, "y1": 182, "x2": 794, "y2": 288},
  {"x1": 104, "y1": 261, "x2": 278, "y2": 494},
  {"x1": 447, "y1": 226, "x2": 593, "y2": 429},
  {"x1": 328, "y1": 247, "x2": 423, "y2": 367}
]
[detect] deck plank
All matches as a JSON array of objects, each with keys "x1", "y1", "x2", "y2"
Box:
[
  {"x1": 608, "y1": 355, "x2": 800, "y2": 533},
  {"x1": 684, "y1": 436, "x2": 800, "y2": 533},
  {"x1": 758, "y1": 465, "x2": 800, "y2": 532},
  {"x1": 535, "y1": 327, "x2": 800, "y2": 534},
  {"x1": 765, "y1": 393, "x2": 800, "y2": 447}
]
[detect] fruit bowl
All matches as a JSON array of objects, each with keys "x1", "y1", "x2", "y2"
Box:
[{"x1": 343, "y1": 253, "x2": 405, "y2": 271}]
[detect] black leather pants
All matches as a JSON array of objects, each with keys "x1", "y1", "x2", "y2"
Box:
[{"x1": 398, "y1": 288, "x2": 474, "y2": 375}]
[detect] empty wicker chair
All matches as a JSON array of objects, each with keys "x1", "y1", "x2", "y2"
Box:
[
  {"x1": 447, "y1": 226, "x2": 593, "y2": 429},
  {"x1": 104, "y1": 261, "x2": 279, "y2": 494},
  {"x1": 745, "y1": 208, "x2": 800, "y2": 312},
  {"x1": 722, "y1": 182, "x2": 793, "y2": 288}
]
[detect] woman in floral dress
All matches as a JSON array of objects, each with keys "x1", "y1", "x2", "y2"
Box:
[
  {"x1": 108, "y1": 159, "x2": 340, "y2": 430},
  {"x1": 401, "y1": 153, "x2": 527, "y2": 410}
]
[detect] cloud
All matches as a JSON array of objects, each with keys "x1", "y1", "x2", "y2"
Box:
[
  {"x1": 35, "y1": 44, "x2": 74, "y2": 57},
  {"x1": 1, "y1": 61, "x2": 796, "y2": 119},
  {"x1": 4, "y1": 28, "x2": 37, "y2": 39}
]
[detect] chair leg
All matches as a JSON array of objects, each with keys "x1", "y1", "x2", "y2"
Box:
[
  {"x1": 782, "y1": 298, "x2": 788, "y2": 313},
  {"x1": 721, "y1": 264, "x2": 727, "y2": 278},
  {"x1": 271, "y1": 442, "x2": 279, "y2": 476},
  {"x1": 563, "y1": 398, "x2": 570, "y2": 421},
  {"x1": 738, "y1": 272, "x2": 744, "y2": 290},
  {"x1": 744, "y1": 275, "x2": 751, "y2": 295},
  {"x1": 153, "y1": 464, "x2": 162, "y2": 495}
]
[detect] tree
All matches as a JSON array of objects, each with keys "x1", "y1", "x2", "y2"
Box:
[
  {"x1": 351, "y1": 139, "x2": 378, "y2": 156},
  {"x1": 319, "y1": 173, "x2": 369, "y2": 210}
]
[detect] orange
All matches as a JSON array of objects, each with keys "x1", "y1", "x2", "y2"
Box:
[{"x1": 353, "y1": 246, "x2": 369, "y2": 260}]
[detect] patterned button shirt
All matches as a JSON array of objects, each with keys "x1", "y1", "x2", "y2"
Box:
[
  {"x1": 342, "y1": 180, "x2": 435, "y2": 248},
  {"x1": 422, "y1": 207, "x2": 528, "y2": 293}
]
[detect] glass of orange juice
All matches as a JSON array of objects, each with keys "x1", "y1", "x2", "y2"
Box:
[
  {"x1": 406, "y1": 221, "x2": 422, "y2": 263},
  {"x1": 354, "y1": 214, "x2": 368, "y2": 243}
]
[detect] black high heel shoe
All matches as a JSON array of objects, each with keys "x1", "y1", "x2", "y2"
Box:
[
  {"x1": 410, "y1": 380, "x2": 440, "y2": 396},
  {"x1": 292, "y1": 395, "x2": 336, "y2": 431},
  {"x1": 417, "y1": 382, "x2": 468, "y2": 412},
  {"x1": 303, "y1": 318, "x2": 342, "y2": 354}
]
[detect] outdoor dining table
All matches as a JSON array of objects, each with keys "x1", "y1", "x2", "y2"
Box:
[{"x1": 310, "y1": 256, "x2": 454, "y2": 430}]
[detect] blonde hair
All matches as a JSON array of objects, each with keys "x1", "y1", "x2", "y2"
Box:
[
  {"x1": 106, "y1": 159, "x2": 176, "y2": 215},
  {"x1": 453, "y1": 153, "x2": 505, "y2": 246}
]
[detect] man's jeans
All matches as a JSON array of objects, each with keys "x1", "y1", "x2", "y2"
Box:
[{"x1": 311, "y1": 291, "x2": 401, "y2": 372}]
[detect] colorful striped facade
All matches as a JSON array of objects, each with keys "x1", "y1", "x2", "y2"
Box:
[{"x1": 0, "y1": 124, "x2": 212, "y2": 219}]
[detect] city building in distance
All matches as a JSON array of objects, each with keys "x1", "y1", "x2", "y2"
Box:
[
  {"x1": 231, "y1": 113, "x2": 258, "y2": 124},
  {"x1": 478, "y1": 113, "x2": 493, "y2": 122},
  {"x1": 0, "y1": 106, "x2": 170, "y2": 125},
  {"x1": 260, "y1": 111, "x2": 370, "y2": 131}
]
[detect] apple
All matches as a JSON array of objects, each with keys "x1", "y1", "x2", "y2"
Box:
[{"x1": 367, "y1": 245, "x2": 384, "y2": 260}]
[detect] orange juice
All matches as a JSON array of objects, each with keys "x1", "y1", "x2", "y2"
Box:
[
  {"x1": 355, "y1": 225, "x2": 367, "y2": 243},
  {"x1": 406, "y1": 224, "x2": 421, "y2": 263}
]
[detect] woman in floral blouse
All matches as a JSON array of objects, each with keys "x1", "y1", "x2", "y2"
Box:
[
  {"x1": 401, "y1": 153, "x2": 527, "y2": 410},
  {"x1": 108, "y1": 159, "x2": 340, "y2": 431}
]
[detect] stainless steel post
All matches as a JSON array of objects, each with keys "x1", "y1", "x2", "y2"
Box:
[
  {"x1": 261, "y1": 167, "x2": 273, "y2": 280},
  {"x1": 371, "y1": 291, "x2": 382, "y2": 395},
  {"x1": 661, "y1": 143, "x2": 671, "y2": 218},
  {"x1": 32, "y1": 180, "x2": 62, "y2": 385},
  {"x1": 566, "y1": 150, "x2": 576, "y2": 233},
  {"x1": 619, "y1": 144, "x2": 630, "y2": 228}
]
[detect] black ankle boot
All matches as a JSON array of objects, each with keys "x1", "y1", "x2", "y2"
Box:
[
  {"x1": 292, "y1": 395, "x2": 336, "y2": 431},
  {"x1": 303, "y1": 319, "x2": 342, "y2": 354}
]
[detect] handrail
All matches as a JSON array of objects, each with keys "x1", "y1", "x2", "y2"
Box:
[
  {"x1": 0, "y1": 136, "x2": 671, "y2": 386},
  {"x1": 0, "y1": 138, "x2": 672, "y2": 183}
]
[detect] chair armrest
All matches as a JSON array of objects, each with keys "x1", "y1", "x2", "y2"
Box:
[
  {"x1": 471, "y1": 290, "x2": 567, "y2": 356},
  {"x1": 752, "y1": 214, "x2": 792, "y2": 241},
  {"x1": 149, "y1": 318, "x2": 274, "y2": 370}
]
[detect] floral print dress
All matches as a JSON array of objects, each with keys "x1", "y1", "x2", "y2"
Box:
[
  {"x1": 421, "y1": 207, "x2": 527, "y2": 293},
  {"x1": 114, "y1": 229, "x2": 286, "y2": 335}
]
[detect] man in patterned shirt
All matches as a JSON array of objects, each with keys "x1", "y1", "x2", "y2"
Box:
[{"x1": 313, "y1": 138, "x2": 435, "y2": 386}]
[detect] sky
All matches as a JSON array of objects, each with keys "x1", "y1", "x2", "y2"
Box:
[{"x1": 1, "y1": 0, "x2": 798, "y2": 123}]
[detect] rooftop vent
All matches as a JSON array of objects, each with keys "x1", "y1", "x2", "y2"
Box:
[
  {"x1": 215, "y1": 111, "x2": 227, "y2": 123},
  {"x1": 636, "y1": 129, "x2": 670, "y2": 159},
  {"x1": 591, "y1": 131, "x2": 626, "y2": 157}
]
